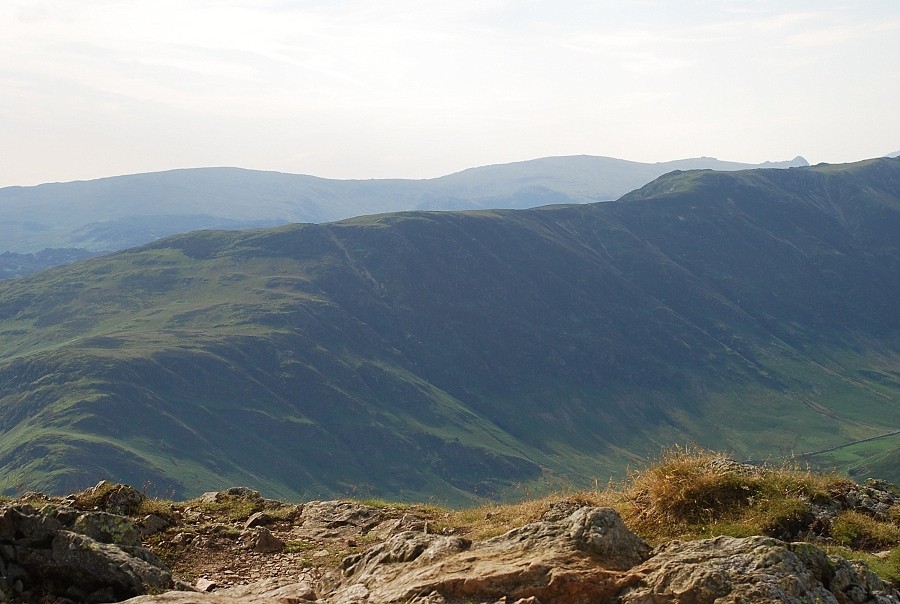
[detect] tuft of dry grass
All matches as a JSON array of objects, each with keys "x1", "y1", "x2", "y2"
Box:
[
  {"x1": 191, "y1": 496, "x2": 262, "y2": 522},
  {"x1": 620, "y1": 445, "x2": 850, "y2": 542},
  {"x1": 890, "y1": 505, "x2": 900, "y2": 525},
  {"x1": 136, "y1": 497, "x2": 178, "y2": 520},
  {"x1": 71, "y1": 480, "x2": 122, "y2": 510},
  {"x1": 832, "y1": 511, "x2": 900, "y2": 549},
  {"x1": 354, "y1": 446, "x2": 876, "y2": 547}
]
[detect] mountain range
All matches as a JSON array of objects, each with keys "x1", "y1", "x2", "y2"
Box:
[
  {"x1": 0, "y1": 155, "x2": 806, "y2": 267},
  {"x1": 1, "y1": 157, "x2": 898, "y2": 504}
]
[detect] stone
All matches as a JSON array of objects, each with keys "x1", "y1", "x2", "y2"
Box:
[
  {"x1": 73, "y1": 511, "x2": 143, "y2": 546},
  {"x1": 244, "y1": 511, "x2": 273, "y2": 529},
  {"x1": 196, "y1": 577, "x2": 217, "y2": 592},
  {"x1": 222, "y1": 577, "x2": 317, "y2": 602},
  {"x1": 199, "y1": 487, "x2": 263, "y2": 507},
  {"x1": 619, "y1": 535, "x2": 900, "y2": 604},
  {"x1": 541, "y1": 499, "x2": 587, "y2": 522},
  {"x1": 83, "y1": 481, "x2": 146, "y2": 515},
  {"x1": 171, "y1": 532, "x2": 192, "y2": 546},
  {"x1": 326, "y1": 506, "x2": 651, "y2": 604},
  {"x1": 43, "y1": 504, "x2": 79, "y2": 526},
  {"x1": 141, "y1": 513, "x2": 172, "y2": 535},
  {"x1": 0, "y1": 502, "x2": 174, "y2": 602},
  {"x1": 0, "y1": 503, "x2": 62, "y2": 544},
  {"x1": 199, "y1": 492, "x2": 221, "y2": 504},
  {"x1": 261, "y1": 498, "x2": 292, "y2": 510},
  {"x1": 225, "y1": 487, "x2": 262, "y2": 500},
  {"x1": 241, "y1": 527, "x2": 284, "y2": 553},
  {"x1": 50, "y1": 530, "x2": 173, "y2": 597},
  {"x1": 369, "y1": 512, "x2": 427, "y2": 538},
  {"x1": 123, "y1": 577, "x2": 318, "y2": 603},
  {"x1": 300, "y1": 500, "x2": 386, "y2": 531}
]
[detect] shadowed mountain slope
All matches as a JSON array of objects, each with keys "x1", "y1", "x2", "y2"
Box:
[{"x1": 0, "y1": 158, "x2": 897, "y2": 503}]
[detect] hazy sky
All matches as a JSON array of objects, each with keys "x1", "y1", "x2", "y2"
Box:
[{"x1": 2, "y1": 1, "x2": 899, "y2": 187}]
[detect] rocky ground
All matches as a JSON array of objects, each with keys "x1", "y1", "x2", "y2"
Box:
[
  {"x1": 2, "y1": 458, "x2": 900, "y2": 603},
  {"x1": 140, "y1": 491, "x2": 442, "y2": 592}
]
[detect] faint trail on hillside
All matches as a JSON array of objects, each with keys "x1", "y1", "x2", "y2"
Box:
[
  {"x1": 745, "y1": 429, "x2": 900, "y2": 466},
  {"x1": 800, "y1": 429, "x2": 900, "y2": 458}
]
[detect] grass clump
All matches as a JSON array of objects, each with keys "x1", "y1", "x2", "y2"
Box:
[
  {"x1": 878, "y1": 547, "x2": 900, "y2": 585},
  {"x1": 194, "y1": 497, "x2": 262, "y2": 522},
  {"x1": 70, "y1": 481, "x2": 147, "y2": 515},
  {"x1": 264, "y1": 503, "x2": 304, "y2": 522},
  {"x1": 622, "y1": 446, "x2": 848, "y2": 542},
  {"x1": 285, "y1": 539, "x2": 320, "y2": 554},
  {"x1": 70, "y1": 481, "x2": 123, "y2": 509},
  {"x1": 832, "y1": 511, "x2": 900, "y2": 549},
  {"x1": 136, "y1": 497, "x2": 177, "y2": 520}
]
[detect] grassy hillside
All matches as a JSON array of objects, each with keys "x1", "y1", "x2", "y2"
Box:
[{"x1": 0, "y1": 158, "x2": 898, "y2": 503}]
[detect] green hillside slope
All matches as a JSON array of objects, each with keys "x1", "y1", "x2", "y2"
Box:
[{"x1": 0, "y1": 158, "x2": 898, "y2": 502}]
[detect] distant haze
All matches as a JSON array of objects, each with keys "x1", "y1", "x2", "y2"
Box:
[
  {"x1": 0, "y1": 154, "x2": 808, "y2": 257},
  {"x1": 1, "y1": 1, "x2": 898, "y2": 187}
]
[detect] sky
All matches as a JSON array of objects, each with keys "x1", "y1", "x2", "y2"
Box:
[{"x1": 2, "y1": 1, "x2": 899, "y2": 188}]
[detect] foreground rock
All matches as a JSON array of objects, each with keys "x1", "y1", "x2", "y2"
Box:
[
  {"x1": 3, "y1": 476, "x2": 898, "y2": 603},
  {"x1": 0, "y1": 502, "x2": 174, "y2": 602},
  {"x1": 621, "y1": 536, "x2": 897, "y2": 604},
  {"x1": 124, "y1": 505, "x2": 900, "y2": 604},
  {"x1": 124, "y1": 577, "x2": 317, "y2": 603},
  {"x1": 324, "y1": 506, "x2": 651, "y2": 604}
]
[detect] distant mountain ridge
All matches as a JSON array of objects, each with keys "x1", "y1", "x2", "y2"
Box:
[
  {"x1": 0, "y1": 155, "x2": 807, "y2": 262},
  {"x1": 0, "y1": 157, "x2": 897, "y2": 503}
]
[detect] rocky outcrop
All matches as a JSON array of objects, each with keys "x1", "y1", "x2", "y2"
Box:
[
  {"x1": 297, "y1": 501, "x2": 392, "y2": 539},
  {"x1": 621, "y1": 536, "x2": 897, "y2": 604},
  {"x1": 770, "y1": 476, "x2": 900, "y2": 543},
  {"x1": 124, "y1": 577, "x2": 318, "y2": 603},
  {"x1": 324, "y1": 506, "x2": 652, "y2": 604},
  {"x1": 830, "y1": 479, "x2": 900, "y2": 523},
  {"x1": 122, "y1": 504, "x2": 899, "y2": 604},
  {"x1": 322, "y1": 506, "x2": 900, "y2": 604},
  {"x1": 75, "y1": 481, "x2": 146, "y2": 516},
  {"x1": 0, "y1": 502, "x2": 174, "y2": 602},
  {"x1": 3, "y1": 483, "x2": 898, "y2": 604}
]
